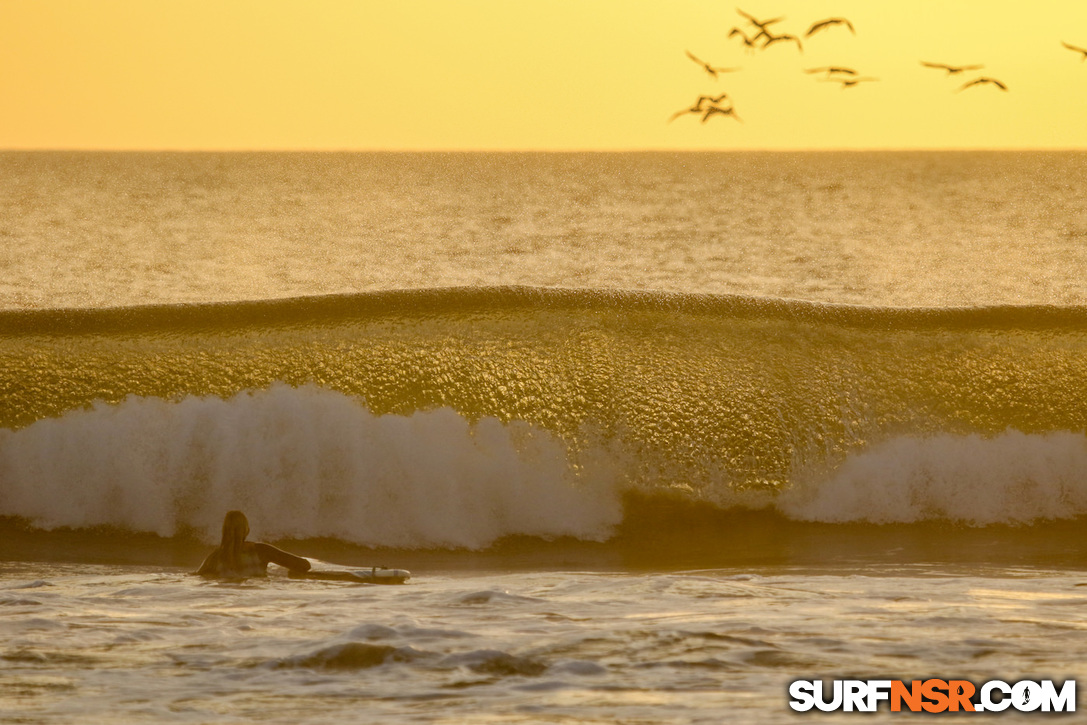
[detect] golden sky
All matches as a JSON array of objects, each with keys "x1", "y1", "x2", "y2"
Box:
[{"x1": 1, "y1": 0, "x2": 1085, "y2": 150}]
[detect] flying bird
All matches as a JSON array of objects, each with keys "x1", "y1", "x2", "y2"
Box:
[
  {"x1": 763, "y1": 32, "x2": 803, "y2": 53},
  {"x1": 670, "y1": 94, "x2": 731, "y2": 122},
  {"x1": 736, "y1": 8, "x2": 784, "y2": 33},
  {"x1": 958, "y1": 77, "x2": 1008, "y2": 92},
  {"x1": 686, "y1": 50, "x2": 741, "y2": 79},
  {"x1": 921, "y1": 61, "x2": 984, "y2": 75},
  {"x1": 1062, "y1": 41, "x2": 1087, "y2": 60},
  {"x1": 728, "y1": 27, "x2": 759, "y2": 49},
  {"x1": 804, "y1": 66, "x2": 858, "y2": 76},
  {"x1": 806, "y1": 18, "x2": 855, "y2": 37},
  {"x1": 702, "y1": 105, "x2": 743, "y2": 123},
  {"x1": 822, "y1": 76, "x2": 878, "y2": 89}
]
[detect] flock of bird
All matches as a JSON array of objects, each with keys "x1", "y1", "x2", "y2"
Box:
[{"x1": 672, "y1": 8, "x2": 1087, "y2": 125}]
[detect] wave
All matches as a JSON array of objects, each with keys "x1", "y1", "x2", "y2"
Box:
[{"x1": 3, "y1": 288, "x2": 1087, "y2": 546}]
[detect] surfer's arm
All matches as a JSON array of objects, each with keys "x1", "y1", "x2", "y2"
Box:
[
  {"x1": 194, "y1": 549, "x2": 222, "y2": 576},
  {"x1": 254, "y1": 542, "x2": 312, "y2": 572}
]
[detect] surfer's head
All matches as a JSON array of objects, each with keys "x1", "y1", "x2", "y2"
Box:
[{"x1": 220, "y1": 510, "x2": 250, "y2": 553}]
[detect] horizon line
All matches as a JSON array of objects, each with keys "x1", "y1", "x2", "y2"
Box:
[{"x1": 3, "y1": 146, "x2": 1087, "y2": 154}]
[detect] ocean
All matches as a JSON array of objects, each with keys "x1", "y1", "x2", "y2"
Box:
[{"x1": 1, "y1": 151, "x2": 1086, "y2": 722}]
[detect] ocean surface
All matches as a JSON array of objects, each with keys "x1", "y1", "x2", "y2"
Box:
[{"x1": 2, "y1": 151, "x2": 1087, "y2": 722}]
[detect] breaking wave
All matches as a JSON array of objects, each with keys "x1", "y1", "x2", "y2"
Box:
[{"x1": 3, "y1": 287, "x2": 1087, "y2": 546}]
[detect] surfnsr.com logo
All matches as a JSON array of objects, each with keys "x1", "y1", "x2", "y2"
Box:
[{"x1": 789, "y1": 679, "x2": 1076, "y2": 713}]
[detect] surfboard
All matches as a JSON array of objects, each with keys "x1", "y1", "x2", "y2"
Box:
[{"x1": 287, "y1": 558, "x2": 411, "y2": 585}]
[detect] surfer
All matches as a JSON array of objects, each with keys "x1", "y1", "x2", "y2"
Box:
[{"x1": 195, "y1": 510, "x2": 312, "y2": 579}]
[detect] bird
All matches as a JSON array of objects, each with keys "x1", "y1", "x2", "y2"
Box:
[
  {"x1": 762, "y1": 31, "x2": 803, "y2": 53},
  {"x1": 958, "y1": 76, "x2": 1008, "y2": 91},
  {"x1": 1062, "y1": 41, "x2": 1087, "y2": 60},
  {"x1": 686, "y1": 50, "x2": 741, "y2": 79},
  {"x1": 736, "y1": 8, "x2": 784, "y2": 33},
  {"x1": 804, "y1": 66, "x2": 858, "y2": 76},
  {"x1": 728, "y1": 27, "x2": 759, "y2": 49},
  {"x1": 822, "y1": 76, "x2": 878, "y2": 89},
  {"x1": 669, "y1": 94, "x2": 731, "y2": 122},
  {"x1": 921, "y1": 61, "x2": 984, "y2": 75},
  {"x1": 702, "y1": 104, "x2": 742, "y2": 123},
  {"x1": 806, "y1": 18, "x2": 855, "y2": 37}
]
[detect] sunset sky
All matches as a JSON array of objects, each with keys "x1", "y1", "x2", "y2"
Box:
[{"x1": 2, "y1": 1, "x2": 1086, "y2": 150}]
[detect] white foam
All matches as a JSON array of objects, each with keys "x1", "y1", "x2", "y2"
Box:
[
  {"x1": 781, "y1": 430, "x2": 1087, "y2": 525},
  {"x1": 0, "y1": 384, "x2": 621, "y2": 548}
]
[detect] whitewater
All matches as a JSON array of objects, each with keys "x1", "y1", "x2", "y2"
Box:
[{"x1": 2, "y1": 151, "x2": 1087, "y2": 723}]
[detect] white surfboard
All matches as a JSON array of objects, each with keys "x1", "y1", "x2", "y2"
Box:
[{"x1": 287, "y1": 558, "x2": 411, "y2": 585}]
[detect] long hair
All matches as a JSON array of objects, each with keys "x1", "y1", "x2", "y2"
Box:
[{"x1": 219, "y1": 510, "x2": 250, "y2": 568}]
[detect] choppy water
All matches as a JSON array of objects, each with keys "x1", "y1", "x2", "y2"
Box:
[
  {"x1": 3, "y1": 563, "x2": 1086, "y2": 724},
  {"x1": 2, "y1": 152, "x2": 1087, "y2": 722}
]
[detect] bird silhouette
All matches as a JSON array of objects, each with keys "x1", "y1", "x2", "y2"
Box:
[
  {"x1": 762, "y1": 32, "x2": 803, "y2": 53},
  {"x1": 736, "y1": 8, "x2": 785, "y2": 33},
  {"x1": 804, "y1": 66, "x2": 858, "y2": 76},
  {"x1": 669, "y1": 94, "x2": 731, "y2": 121},
  {"x1": 958, "y1": 76, "x2": 1008, "y2": 91},
  {"x1": 921, "y1": 61, "x2": 984, "y2": 75},
  {"x1": 702, "y1": 105, "x2": 743, "y2": 123},
  {"x1": 806, "y1": 18, "x2": 855, "y2": 37},
  {"x1": 686, "y1": 50, "x2": 741, "y2": 79},
  {"x1": 823, "y1": 76, "x2": 878, "y2": 89},
  {"x1": 728, "y1": 27, "x2": 759, "y2": 49},
  {"x1": 1062, "y1": 41, "x2": 1087, "y2": 60}
]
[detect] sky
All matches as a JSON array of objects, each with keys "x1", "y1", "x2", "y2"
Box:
[{"x1": 1, "y1": 0, "x2": 1086, "y2": 151}]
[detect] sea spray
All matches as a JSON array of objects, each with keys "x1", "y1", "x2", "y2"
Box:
[
  {"x1": 4, "y1": 385, "x2": 1087, "y2": 545},
  {"x1": 780, "y1": 431, "x2": 1087, "y2": 525},
  {"x1": 0, "y1": 384, "x2": 622, "y2": 548}
]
